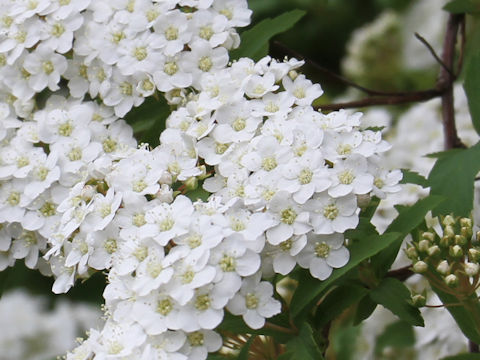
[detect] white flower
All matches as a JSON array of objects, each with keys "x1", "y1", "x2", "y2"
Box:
[
  {"x1": 297, "y1": 233, "x2": 349, "y2": 280},
  {"x1": 227, "y1": 273, "x2": 281, "y2": 329},
  {"x1": 23, "y1": 45, "x2": 68, "y2": 92}
]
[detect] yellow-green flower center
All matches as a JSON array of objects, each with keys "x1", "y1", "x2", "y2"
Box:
[
  {"x1": 323, "y1": 204, "x2": 339, "y2": 220},
  {"x1": 245, "y1": 293, "x2": 259, "y2": 309},
  {"x1": 315, "y1": 242, "x2": 330, "y2": 258}
]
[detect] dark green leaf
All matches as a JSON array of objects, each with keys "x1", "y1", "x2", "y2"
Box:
[
  {"x1": 374, "y1": 321, "x2": 415, "y2": 355},
  {"x1": 444, "y1": 0, "x2": 480, "y2": 13},
  {"x1": 237, "y1": 336, "x2": 255, "y2": 360},
  {"x1": 124, "y1": 96, "x2": 170, "y2": 147},
  {"x1": 464, "y1": 20, "x2": 480, "y2": 134},
  {"x1": 186, "y1": 186, "x2": 211, "y2": 202},
  {"x1": 371, "y1": 195, "x2": 445, "y2": 277},
  {"x1": 290, "y1": 232, "x2": 400, "y2": 319},
  {"x1": 230, "y1": 9, "x2": 306, "y2": 61},
  {"x1": 330, "y1": 323, "x2": 361, "y2": 360},
  {"x1": 431, "y1": 282, "x2": 480, "y2": 344},
  {"x1": 0, "y1": 268, "x2": 10, "y2": 299},
  {"x1": 369, "y1": 278, "x2": 424, "y2": 326},
  {"x1": 314, "y1": 284, "x2": 369, "y2": 328},
  {"x1": 441, "y1": 354, "x2": 480, "y2": 360},
  {"x1": 280, "y1": 323, "x2": 324, "y2": 360},
  {"x1": 353, "y1": 295, "x2": 377, "y2": 325},
  {"x1": 428, "y1": 142, "x2": 480, "y2": 216},
  {"x1": 400, "y1": 169, "x2": 429, "y2": 187}
]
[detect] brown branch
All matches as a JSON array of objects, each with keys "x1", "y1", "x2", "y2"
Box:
[
  {"x1": 272, "y1": 41, "x2": 413, "y2": 97},
  {"x1": 440, "y1": 13, "x2": 464, "y2": 150},
  {"x1": 318, "y1": 88, "x2": 443, "y2": 111},
  {"x1": 415, "y1": 32, "x2": 453, "y2": 77},
  {"x1": 387, "y1": 265, "x2": 414, "y2": 282}
]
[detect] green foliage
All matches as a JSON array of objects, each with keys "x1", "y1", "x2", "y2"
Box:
[
  {"x1": 431, "y1": 282, "x2": 480, "y2": 344},
  {"x1": 428, "y1": 142, "x2": 480, "y2": 216},
  {"x1": 278, "y1": 323, "x2": 324, "y2": 360},
  {"x1": 369, "y1": 278, "x2": 424, "y2": 326},
  {"x1": 314, "y1": 284, "x2": 369, "y2": 328},
  {"x1": 353, "y1": 295, "x2": 378, "y2": 325},
  {"x1": 230, "y1": 9, "x2": 306, "y2": 61},
  {"x1": 371, "y1": 195, "x2": 445, "y2": 277},
  {"x1": 400, "y1": 169, "x2": 429, "y2": 187},
  {"x1": 374, "y1": 320, "x2": 415, "y2": 356},
  {"x1": 463, "y1": 19, "x2": 480, "y2": 134},
  {"x1": 444, "y1": 0, "x2": 480, "y2": 13},
  {"x1": 124, "y1": 95, "x2": 171, "y2": 147},
  {"x1": 330, "y1": 323, "x2": 362, "y2": 360},
  {"x1": 290, "y1": 232, "x2": 401, "y2": 319}
]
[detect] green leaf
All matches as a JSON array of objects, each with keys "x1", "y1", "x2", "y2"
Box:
[
  {"x1": 441, "y1": 354, "x2": 480, "y2": 360},
  {"x1": 314, "y1": 284, "x2": 369, "y2": 328},
  {"x1": 290, "y1": 232, "x2": 400, "y2": 319},
  {"x1": 369, "y1": 278, "x2": 424, "y2": 326},
  {"x1": 237, "y1": 336, "x2": 255, "y2": 360},
  {"x1": 400, "y1": 169, "x2": 429, "y2": 187},
  {"x1": 431, "y1": 282, "x2": 480, "y2": 344},
  {"x1": 0, "y1": 268, "x2": 10, "y2": 299},
  {"x1": 124, "y1": 96, "x2": 170, "y2": 147},
  {"x1": 428, "y1": 142, "x2": 480, "y2": 216},
  {"x1": 371, "y1": 195, "x2": 445, "y2": 276},
  {"x1": 353, "y1": 295, "x2": 377, "y2": 325},
  {"x1": 374, "y1": 320, "x2": 415, "y2": 355},
  {"x1": 230, "y1": 9, "x2": 306, "y2": 61},
  {"x1": 279, "y1": 323, "x2": 324, "y2": 360},
  {"x1": 464, "y1": 20, "x2": 480, "y2": 134},
  {"x1": 444, "y1": 0, "x2": 480, "y2": 13}
]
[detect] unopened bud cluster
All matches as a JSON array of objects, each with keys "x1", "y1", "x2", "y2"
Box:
[{"x1": 406, "y1": 215, "x2": 480, "y2": 288}]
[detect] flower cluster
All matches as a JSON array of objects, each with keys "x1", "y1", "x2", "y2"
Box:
[
  {"x1": 408, "y1": 215, "x2": 480, "y2": 289},
  {"x1": 0, "y1": 0, "x2": 250, "y2": 116},
  {"x1": 0, "y1": 1, "x2": 403, "y2": 359}
]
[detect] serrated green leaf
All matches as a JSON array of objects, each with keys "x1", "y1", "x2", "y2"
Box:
[
  {"x1": 314, "y1": 284, "x2": 369, "y2": 328},
  {"x1": 371, "y1": 195, "x2": 445, "y2": 276},
  {"x1": 431, "y1": 281, "x2": 480, "y2": 344},
  {"x1": 280, "y1": 323, "x2": 324, "y2": 360},
  {"x1": 444, "y1": 0, "x2": 480, "y2": 13},
  {"x1": 441, "y1": 354, "x2": 480, "y2": 360},
  {"x1": 428, "y1": 142, "x2": 480, "y2": 216},
  {"x1": 374, "y1": 320, "x2": 415, "y2": 355},
  {"x1": 353, "y1": 295, "x2": 377, "y2": 325},
  {"x1": 290, "y1": 232, "x2": 400, "y2": 319},
  {"x1": 464, "y1": 20, "x2": 480, "y2": 134},
  {"x1": 400, "y1": 169, "x2": 429, "y2": 187},
  {"x1": 230, "y1": 9, "x2": 306, "y2": 61},
  {"x1": 369, "y1": 278, "x2": 424, "y2": 326}
]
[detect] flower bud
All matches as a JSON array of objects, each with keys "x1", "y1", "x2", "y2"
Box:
[
  {"x1": 443, "y1": 215, "x2": 455, "y2": 226},
  {"x1": 411, "y1": 294, "x2": 426, "y2": 307},
  {"x1": 440, "y1": 235, "x2": 452, "y2": 248},
  {"x1": 413, "y1": 261, "x2": 428, "y2": 273},
  {"x1": 476, "y1": 231, "x2": 480, "y2": 243},
  {"x1": 418, "y1": 239, "x2": 430, "y2": 253},
  {"x1": 184, "y1": 176, "x2": 198, "y2": 191},
  {"x1": 436, "y1": 260, "x2": 449, "y2": 275},
  {"x1": 461, "y1": 226, "x2": 472, "y2": 239},
  {"x1": 449, "y1": 245, "x2": 463, "y2": 259},
  {"x1": 460, "y1": 218, "x2": 472, "y2": 228},
  {"x1": 405, "y1": 246, "x2": 418, "y2": 260},
  {"x1": 159, "y1": 171, "x2": 173, "y2": 185},
  {"x1": 422, "y1": 232, "x2": 435, "y2": 242},
  {"x1": 444, "y1": 225, "x2": 455, "y2": 239},
  {"x1": 288, "y1": 70, "x2": 299, "y2": 80},
  {"x1": 428, "y1": 245, "x2": 440, "y2": 257},
  {"x1": 465, "y1": 262, "x2": 480, "y2": 277},
  {"x1": 469, "y1": 248, "x2": 480, "y2": 263},
  {"x1": 445, "y1": 274, "x2": 458, "y2": 287},
  {"x1": 197, "y1": 165, "x2": 209, "y2": 180},
  {"x1": 455, "y1": 234, "x2": 467, "y2": 247}
]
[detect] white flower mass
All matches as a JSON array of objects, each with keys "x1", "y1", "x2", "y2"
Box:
[{"x1": 0, "y1": 0, "x2": 402, "y2": 358}]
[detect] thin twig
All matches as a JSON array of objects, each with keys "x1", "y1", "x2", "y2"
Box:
[
  {"x1": 272, "y1": 41, "x2": 413, "y2": 97},
  {"x1": 414, "y1": 32, "x2": 454, "y2": 77},
  {"x1": 317, "y1": 88, "x2": 443, "y2": 111},
  {"x1": 264, "y1": 322, "x2": 298, "y2": 335},
  {"x1": 387, "y1": 265, "x2": 414, "y2": 281}
]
